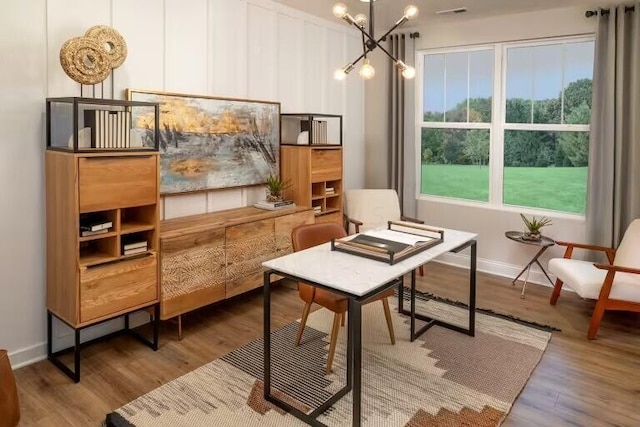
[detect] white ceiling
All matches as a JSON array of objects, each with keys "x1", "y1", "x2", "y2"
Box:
[{"x1": 274, "y1": 0, "x2": 627, "y2": 28}]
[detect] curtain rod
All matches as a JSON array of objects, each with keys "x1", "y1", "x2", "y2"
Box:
[{"x1": 585, "y1": 6, "x2": 635, "y2": 18}]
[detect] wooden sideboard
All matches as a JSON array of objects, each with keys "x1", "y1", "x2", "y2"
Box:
[{"x1": 159, "y1": 206, "x2": 314, "y2": 322}]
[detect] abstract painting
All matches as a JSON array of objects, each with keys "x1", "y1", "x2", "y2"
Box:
[{"x1": 126, "y1": 89, "x2": 280, "y2": 194}]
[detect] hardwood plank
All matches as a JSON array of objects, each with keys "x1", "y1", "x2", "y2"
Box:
[{"x1": 14, "y1": 264, "x2": 640, "y2": 426}]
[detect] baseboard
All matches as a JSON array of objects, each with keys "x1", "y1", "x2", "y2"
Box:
[
  {"x1": 9, "y1": 311, "x2": 151, "y2": 370},
  {"x1": 434, "y1": 252, "x2": 558, "y2": 289}
]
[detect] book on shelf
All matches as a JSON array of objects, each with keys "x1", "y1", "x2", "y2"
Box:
[
  {"x1": 123, "y1": 246, "x2": 148, "y2": 256},
  {"x1": 80, "y1": 228, "x2": 110, "y2": 237},
  {"x1": 254, "y1": 201, "x2": 296, "y2": 211},
  {"x1": 123, "y1": 241, "x2": 147, "y2": 251},
  {"x1": 80, "y1": 220, "x2": 113, "y2": 232},
  {"x1": 83, "y1": 109, "x2": 132, "y2": 148}
]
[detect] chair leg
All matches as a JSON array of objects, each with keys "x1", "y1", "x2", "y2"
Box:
[
  {"x1": 588, "y1": 299, "x2": 608, "y2": 340},
  {"x1": 295, "y1": 302, "x2": 312, "y2": 346},
  {"x1": 326, "y1": 313, "x2": 342, "y2": 374},
  {"x1": 381, "y1": 298, "x2": 396, "y2": 345},
  {"x1": 550, "y1": 279, "x2": 563, "y2": 305},
  {"x1": 419, "y1": 265, "x2": 424, "y2": 276},
  {"x1": 341, "y1": 312, "x2": 346, "y2": 326}
]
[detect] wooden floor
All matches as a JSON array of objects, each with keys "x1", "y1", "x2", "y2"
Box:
[{"x1": 13, "y1": 263, "x2": 640, "y2": 426}]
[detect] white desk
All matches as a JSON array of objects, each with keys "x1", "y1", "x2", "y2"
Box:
[{"x1": 262, "y1": 227, "x2": 477, "y2": 426}]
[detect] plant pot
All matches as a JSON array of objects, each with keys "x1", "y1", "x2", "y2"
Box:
[
  {"x1": 523, "y1": 231, "x2": 541, "y2": 241},
  {"x1": 265, "y1": 190, "x2": 283, "y2": 203}
]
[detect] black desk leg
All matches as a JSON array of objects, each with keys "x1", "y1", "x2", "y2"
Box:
[
  {"x1": 469, "y1": 240, "x2": 477, "y2": 337},
  {"x1": 349, "y1": 298, "x2": 363, "y2": 427},
  {"x1": 263, "y1": 271, "x2": 272, "y2": 401}
]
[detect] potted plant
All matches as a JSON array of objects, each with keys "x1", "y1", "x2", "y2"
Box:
[
  {"x1": 520, "y1": 214, "x2": 552, "y2": 241},
  {"x1": 265, "y1": 174, "x2": 290, "y2": 202}
]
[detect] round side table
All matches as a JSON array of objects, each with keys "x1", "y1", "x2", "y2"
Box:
[{"x1": 505, "y1": 231, "x2": 555, "y2": 298}]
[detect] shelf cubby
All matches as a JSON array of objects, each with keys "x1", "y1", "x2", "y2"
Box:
[
  {"x1": 79, "y1": 236, "x2": 119, "y2": 268},
  {"x1": 121, "y1": 205, "x2": 157, "y2": 235}
]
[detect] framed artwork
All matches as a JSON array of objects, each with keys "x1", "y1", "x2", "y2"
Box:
[{"x1": 126, "y1": 89, "x2": 280, "y2": 195}]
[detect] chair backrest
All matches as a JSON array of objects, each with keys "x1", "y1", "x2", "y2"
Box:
[
  {"x1": 291, "y1": 223, "x2": 347, "y2": 301},
  {"x1": 292, "y1": 222, "x2": 347, "y2": 252},
  {"x1": 614, "y1": 219, "x2": 640, "y2": 268},
  {"x1": 343, "y1": 189, "x2": 402, "y2": 234}
]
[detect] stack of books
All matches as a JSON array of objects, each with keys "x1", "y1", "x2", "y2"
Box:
[
  {"x1": 325, "y1": 186, "x2": 335, "y2": 195},
  {"x1": 301, "y1": 119, "x2": 328, "y2": 144},
  {"x1": 313, "y1": 206, "x2": 322, "y2": 215},
  {"x1": 254, "y1": 200, "x2": 296, "y2": 211},
  {"x1": 84, "y1": 109, "x2": 132, "y2": 149},
  {"x1": 80, "y1": 219, "x2": 113, "y2": 237},
  {"x1": 122, "y1": 240, "x2": 148, "y2": 256}
]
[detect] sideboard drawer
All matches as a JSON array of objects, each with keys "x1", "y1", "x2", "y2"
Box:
[
  {"x1": 80, "y1": 254, "x2": 158, "y2": 323},
  {"x1": 78, "y1": 155, "x2": 157, "y2": 213}
]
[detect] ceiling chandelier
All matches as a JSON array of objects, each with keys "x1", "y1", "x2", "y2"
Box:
[{"x1": 332, "y1": 0, "x2": 418, "y2": 80}]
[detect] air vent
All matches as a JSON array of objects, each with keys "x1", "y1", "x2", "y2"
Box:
[{"x1": 436, "y1": 7, "x2": 468, "y2": 15}]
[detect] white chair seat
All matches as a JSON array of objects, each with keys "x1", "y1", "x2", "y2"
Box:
[{"x1": 549, "y1": 258, "x2": 640, "y2": 303}]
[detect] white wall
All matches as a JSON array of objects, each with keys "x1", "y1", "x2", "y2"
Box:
[
  {"x1": 0, "y1": 0, "x2": 365, "y2": 367},
  {"x1": 365, "y1": 6, "x2": 596, "y2": 280}
]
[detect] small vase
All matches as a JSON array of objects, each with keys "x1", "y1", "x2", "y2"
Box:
[
  {"x1": 265, "y1": 190, "x2": 283, "y2": 203},
  {"x1": 523, "y1": 231, "x2": 541, "y2": 241}
]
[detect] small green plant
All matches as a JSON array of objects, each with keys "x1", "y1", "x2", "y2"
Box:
[
  {"x1": 265, "y1": 174, "x2": 290, "y2": 201},
  {"x1": 520, "y1": 213, "x2": 552, "y2": 235}
]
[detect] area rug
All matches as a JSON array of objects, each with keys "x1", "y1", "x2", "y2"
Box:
[{"x1": 106, "y1": 294, "x2": 552, "y2": 427}]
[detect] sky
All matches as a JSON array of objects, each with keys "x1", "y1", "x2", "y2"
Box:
[{"x1": 423, "y1": 41, "x2": 595, "y2": 117}]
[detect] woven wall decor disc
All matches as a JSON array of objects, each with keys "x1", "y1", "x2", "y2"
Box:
[
  {"x1": 86, "y1": 25, "x2": 128, "y2": 68},
  {"x1": 59, "y1": 36, "x2": 111, "y2": 85}
]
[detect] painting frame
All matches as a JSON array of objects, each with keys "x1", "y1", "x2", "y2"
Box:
[{"x1": 126, "y1": 89, "x2": 281, "y2": 195}]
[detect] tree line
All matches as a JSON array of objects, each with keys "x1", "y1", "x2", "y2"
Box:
[{"x1": 422, "y1": 78, "x2": 592, "y2": 168}]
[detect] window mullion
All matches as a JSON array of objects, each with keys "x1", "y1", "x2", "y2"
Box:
[{"x1": 490, "y1": 45, "x2": 504, "y2": 206}]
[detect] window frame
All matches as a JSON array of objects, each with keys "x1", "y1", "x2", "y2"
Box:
[{"x1": 416, "y1": 35, "x2": 595, "y2": 217}]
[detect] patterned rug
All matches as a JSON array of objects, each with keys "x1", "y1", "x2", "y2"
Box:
[{"x1": 106, "y1": 294, "x2": 552, "y2": 426}]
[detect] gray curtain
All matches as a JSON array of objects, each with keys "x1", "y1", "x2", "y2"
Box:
[
  {"x1": 388, "y1": 33, "x2": 417, "y2": 217},
  {"x1": 586, "y1": 4, "x2": 640, "y2": 247}
]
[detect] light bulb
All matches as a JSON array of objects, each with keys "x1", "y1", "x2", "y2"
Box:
[
  {"x1": 359, "y1": 59, "x2": 375, "y2": 79},
  {"x1": 354, "y1": 13, "x2": 368, "y2": 27},
  {"x1": 334, "y1": 68, "x2": 347, "y2": 80},
  {"x1": 404, "y1": 5, "x2": 419, "y2": 20},
  {"x1": 402, "y1": 65, "x2": 416, "y2": 79},
  {"x1": 332, "y1": 3, "x2": 348, "y2": 19}
]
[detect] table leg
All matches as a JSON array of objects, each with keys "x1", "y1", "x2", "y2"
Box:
[
  {"x1": 535, "y1": 259, "x2": 555, "y2": 285},
  {"x1": 521, "y1": 264, "x2": 532, "y2": 299},
  {"x1": 263, "y1": 271, "x2": 272, "y2": 402},
  {"x1": 349, "y1": 298, "x2": 362, "y2": 427}
]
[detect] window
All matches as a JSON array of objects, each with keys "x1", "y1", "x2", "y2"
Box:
[{"x1": 419, "y1": 38, "x2": 594, "y2": 214}]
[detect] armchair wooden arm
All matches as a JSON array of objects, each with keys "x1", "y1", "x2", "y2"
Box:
[
  {"x1": 556, "y1": 240, "x2": 616, "y2": 264},
  {"x1": 343, "y1": 214, "x2": 363, "y2": 234},
  {"x1": 594, "y1": 263, "x2": 640, "y2": 275},
  {"x1": 401, "y1": 215, "x2": 424, "y2": 224}
]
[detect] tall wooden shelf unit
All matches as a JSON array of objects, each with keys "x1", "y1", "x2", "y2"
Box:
[
  {"x1": 280, "y1": 114, "x2": 343, "y2": 225},
  {"x1": 45, "y1": 97, "x2": 161, "y2": 382}
]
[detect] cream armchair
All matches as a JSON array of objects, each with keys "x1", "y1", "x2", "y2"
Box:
[
  {"x1": 343, "y1": 189, "x2": 425, "y2": 275},
  {"x1": 549, "y1": 219, "x2": 640, "y2": 339}
]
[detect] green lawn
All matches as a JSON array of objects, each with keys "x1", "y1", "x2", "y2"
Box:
[{"x1": 421, "y1": 164, "x2": 587, "y2": 214}]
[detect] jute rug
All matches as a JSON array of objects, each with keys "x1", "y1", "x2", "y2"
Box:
[{"x1": 106, "y1": 292, "x2": 552, "y2": 426}]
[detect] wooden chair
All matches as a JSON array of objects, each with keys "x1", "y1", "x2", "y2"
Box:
[
  {"x1": 549, "y1": 219, "x2": 640, "y2": 339},
  {"x1": 343, "y1": 188, "x2": 424, "y2": 276},
  {"x1": 292, "y1": 222, "x2": 395, "y2": 373},
  {"x1": 0, "y1": 350, "x2": 20, "y2": 427}
]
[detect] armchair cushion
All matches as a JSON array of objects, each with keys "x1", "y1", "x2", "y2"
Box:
[
  {"x1": 343, "y1": 189, "x2": 402, "y2": 233},
  {"x1": 549, "y1": 258, "x2": 640, "y2": 302}
]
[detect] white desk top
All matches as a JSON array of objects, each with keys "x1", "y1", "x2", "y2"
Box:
[{"x1": 262, "y1": 227, "x2": 477, "y2": 297}]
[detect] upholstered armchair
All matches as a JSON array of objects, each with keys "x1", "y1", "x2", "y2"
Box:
[
  {"x1": 292, "y1": 222, "x2": 395, "y2": 374},
  {"x1": 343, "y1": 189, "x2": 424, "y2": 275},
  {"x1": 0, "y1": 350, "x2": 20, "y2": 427},
  {"x1": 549, "y1": 219, "x2": 640, "y2": 339}
]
